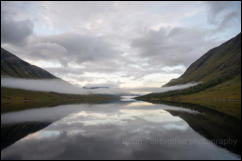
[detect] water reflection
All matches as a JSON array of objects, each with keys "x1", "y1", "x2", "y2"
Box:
[
  {"x1": 1, "y1": 100, "x2": 241, "y2": 160},
  {"x1": 1, "y1": 102, "x2": 197, "y2": 125},
  {"x1": 120, "y1": 95, "x2": 137, "y2": 102}
]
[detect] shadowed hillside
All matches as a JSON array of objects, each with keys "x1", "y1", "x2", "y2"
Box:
[
  {"x1": 1, "y1": 49, "x2": 119, "y2": 113},
  {"x1": 1, "y1": 48, "x2": 57, "y2": 79}
]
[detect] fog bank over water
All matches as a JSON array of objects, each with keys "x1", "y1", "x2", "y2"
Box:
[
  {"x1": 130, "y1": 83, "x2": 199, "y2": 95},
  {"x1": 1, "y1": 77, "x2": 198, "y2": 95},
  {"x1": 1, "y1": 77, "x2": 127, "y2": 95}
]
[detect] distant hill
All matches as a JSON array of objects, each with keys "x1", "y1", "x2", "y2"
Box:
[
  {"x1": 164, "y1": 33, "x2": 241, "y2": 87},
  {"x1": 1, "y1": 48, "x2": 57, "y2": 79},
  {"x1": 136, "y1": 33, "x2": 241, "y2": 119},
  {"x1": 83, "y1": 86, "x2": 109, "y2": 90}
]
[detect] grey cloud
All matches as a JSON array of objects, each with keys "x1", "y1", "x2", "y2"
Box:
[
  {"x1": 131, "y1": 27, "x2": 217, "y2": 67},
  {"x1": 1, "y1": 2, "x2": 34, "y2": 45},
  {"x1": 1, "y1": 16, "x2": 33, "y2": 45},
  {"x1": 26, "y1": 33, "x2": 122, "y2": 67},
  {"x1": 207, "y1": 1, "x2": 231, "y2": 24},
  {"x1": 206, "y1": 1, "x2": 240, "y2": 31},
  {"x1": 46, "y1": 67, "x2": 85, "y2": 76},
  {"x1": 27, "y1": 41, "x2": 68, "y2": 65},
  {"x1": 1, "y1": 1, "x2": 240, "y2": 88},
  {"x1": 39, "y1": 1, "x2": 117, "y2": 31},
  {"x1": 216, "y1": 11, "x2": 239, "y2": 32}
]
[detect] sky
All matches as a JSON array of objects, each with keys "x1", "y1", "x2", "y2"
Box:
[{"x1": 1, "y1": 1, "x2": 241, "y2": 88}]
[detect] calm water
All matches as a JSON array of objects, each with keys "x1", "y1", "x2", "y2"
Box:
[{"x1": 1, "y1": 96, "x2": 241, "y2": 160}]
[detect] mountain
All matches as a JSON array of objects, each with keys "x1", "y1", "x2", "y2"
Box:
[
  {"x1": 1, "y1": 48, "x2": 57, "y2": 79},
  {"x1": 83, "y1": 86, "x2": 109, "y2": 90},
  {"x1": 136, "y1": 33, "x2": 241, "y2": 119},
  {"x1": 164, "y1": 33, "x2": 241, "y2": 87},
  {"x1": 1, "y1": 48, "x2": 120, "y2": 115}
]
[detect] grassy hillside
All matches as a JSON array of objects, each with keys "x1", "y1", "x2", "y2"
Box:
[
  {"x1": 137, "y1": 33, "x2": 241, "y2": 119},
  {"x1": 1, "y1": 87, "x2": 119, "y2": 113},
  {"x1": 1, "y1": 48, "x2": 57, "y2": 79},
  {"x1": 164, "y1": 33, "x2": 241, "y2": 87},
  {"x1": 163, "y1": 75, "x2": 241, "y2": 118},
  {"x1": 139, "y1": 75, "x2": 241, "y2": 119}
]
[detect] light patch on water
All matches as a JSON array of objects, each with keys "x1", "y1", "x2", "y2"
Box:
[
  {"x1": 126, "y1": 101, "x2": 154, "y2": 107},
  {"x1": 120, "y1": 95, "x2": 136, "y2": 101}
]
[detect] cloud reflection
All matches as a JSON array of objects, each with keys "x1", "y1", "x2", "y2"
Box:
[{"x1": 1, "y1": 102, "x2": 239, "y2": 160}]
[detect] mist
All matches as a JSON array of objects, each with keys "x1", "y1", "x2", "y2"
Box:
[
  {"x1": 129, "y1": 83, "x2": 199, "y2": 95},
  {"x1": 1, "y1": 77, "x2": 198, "y2": 96},
  {"x1": 1, "y1": 77, "x2": 129, "y2": 95}
]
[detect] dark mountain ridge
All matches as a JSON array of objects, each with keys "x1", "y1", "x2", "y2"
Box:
[{"x1": 1, "y1": 48, "x2": 57, "y2": 79}]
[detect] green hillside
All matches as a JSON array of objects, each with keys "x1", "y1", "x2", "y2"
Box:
[
  {"x1": 136, "y1": 33, "x2": 241, "y2": 119},
  {"x1": 1, "y1": 48, "x2": 57, "y2": 79},
  {"x1": 164, "y1": 33, "x2": 241, "y2": 87},
  {"x1": 139, "y1": 75, "x2": 241, "y2": 119}
]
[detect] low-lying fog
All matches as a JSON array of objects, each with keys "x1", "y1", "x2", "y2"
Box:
[{"x1": 1, "y1": 77, "x2": 198, "y2": 95}]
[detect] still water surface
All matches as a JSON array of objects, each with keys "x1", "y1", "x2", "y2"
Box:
[{"x1": 1, "y1": 96, "x2": 241, "y2": 160}]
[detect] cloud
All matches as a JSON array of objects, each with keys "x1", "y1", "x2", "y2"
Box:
[
  {"x1": 206, "y1": 1, "x2": 241, "y2": 32},
  {"x1": 19, "y1": 33, "x2": 122, "y2": 68},
  {"x1": 1, "y1": 2, "x2": 34, "y2": 45},
  {"x1": 131, "y1": 27, "x2": 218, "y2": 67},
  {"x1": 1, "y1": 16, "x2": 33, "y2": 46},
  {"x1": 1, "y1": 2, "x2": 240, "y2": 88},
  {"x1": 206, "y1": 1, "x2": 240, "y2": 23},
  {"x1": 38, "y1": 1, "x2": 116, "y2": 31}
]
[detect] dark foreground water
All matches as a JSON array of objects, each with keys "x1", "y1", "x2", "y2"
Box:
[{"x1": 1, "y1": 96, "x2": 241, "y2": 160}]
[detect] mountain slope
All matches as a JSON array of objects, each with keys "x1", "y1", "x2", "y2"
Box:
[
  {"x1": 1, "y1": 48, "x2": 57, "y2": 79},
  {"x1": 136, "y1": 33, "x2": 241, "y2": 119},
  {"x1": 164, "y1": 33, "x2": 241, "y2": 87},
  {"x1": 160, "y1": 75, "x2": 241, "y2": 119},
  {"x1": 1, "y1": 48, "x2": 120, "y2": 113}
]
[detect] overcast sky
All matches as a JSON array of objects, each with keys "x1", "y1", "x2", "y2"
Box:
[{"x1": 1, "y1": 1, "x2": 241, "y2": 88}]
